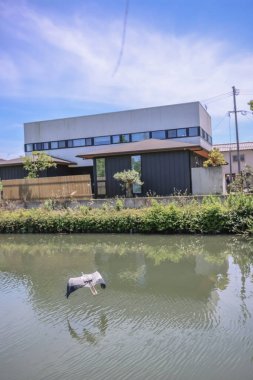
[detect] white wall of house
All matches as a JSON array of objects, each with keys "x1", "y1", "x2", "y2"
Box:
[
  {"x1": 192, "y1": 167, "x2": 225, "y2": 195},
  {"x1": 24, "y1": 102, "x2": 212, "y2": 167},
  {"x1": 221, "y1": 149, "x2": 253, "y2": 176}
]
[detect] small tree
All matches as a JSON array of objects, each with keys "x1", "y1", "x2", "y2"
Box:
[
  {"x1": 248, "y1": 100, "x2": 253, "y2": 111},
  {"x1": 203, "y1": 148, "x2": 226, "y2": 168},
  {"x1": 229, "y1": 165, "x2": 253, "y2": 193},
  {"x1": 22, "y1": 151, "x2": 57, "y2": 178},
  {"x1": 113, "y1": 169, "x2": 143, "y2": 197}
]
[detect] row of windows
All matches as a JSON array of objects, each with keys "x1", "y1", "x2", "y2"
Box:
[{"x1": 25, "y1": 126, "x2": 212, "y2": 152}]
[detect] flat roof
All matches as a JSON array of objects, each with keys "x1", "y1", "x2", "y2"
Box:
[{"x1": 77, "y1": 139, "x2": 209, "y2": 159}]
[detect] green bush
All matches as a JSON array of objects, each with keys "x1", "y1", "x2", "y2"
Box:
[{"x1": 0, "y1": 195, "x2": 252, "y2": 234}]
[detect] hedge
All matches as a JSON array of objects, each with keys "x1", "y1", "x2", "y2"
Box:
[{"x1": 0, "y1": 194, "x2": 252, "y2": 234}]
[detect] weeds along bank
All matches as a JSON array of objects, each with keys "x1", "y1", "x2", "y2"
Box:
[{"x1": 0, "y1": 195, "x2": 252, "y2": 234}]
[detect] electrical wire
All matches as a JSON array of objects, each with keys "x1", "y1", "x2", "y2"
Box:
[{"x1": 200, "y1": 91, "x2": 232, "y2": 104}]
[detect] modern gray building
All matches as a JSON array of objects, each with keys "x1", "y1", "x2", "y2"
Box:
[{"x1": 23, "y1": 101, "x2": 212, "y2": 197}]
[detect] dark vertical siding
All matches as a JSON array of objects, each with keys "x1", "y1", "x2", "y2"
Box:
[
  {"x1": 105, "y1": 156, "x2": 131, "y2": 197},
  {"x1": 141, "y1": 151, "x2": 191, "y2": 195},
  {"x1": 0, "y1": 166, "x2": 27, "y2": 180}
]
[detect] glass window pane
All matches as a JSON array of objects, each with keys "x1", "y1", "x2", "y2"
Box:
[
  {"x1": 97, "y1": 182, "x2": 106, "y2": 195},
  {"x1": 73, "y1": 138, "x2": 85, "y2": 147},
  {"x1": 131, "y1": 132, "x2": 149, "y2": 142},
  {"x1": 189, "y1": 127, "x2": 199, "y2": 137},
  {"x1": 208, "y1": 135, "x2": 212, "y2": 144},
  {"x1": 131, "y1": 155, "x2": 141, "y2": 172},
  {"x1": 133, "y1": 183, "x2": 142, "y2": 194},
  {"x1": 167, "y1": 129, "x2": 177, "y2": 138},
  {"x1": 26, "y1": 144, "x2": 33, "y2": 152},
  {"x1": 94, "y1": 136, "x2": 111, "y2": 145},
  {"x1": 121, "y1": 134, "x2": 130, "y2": 143},
  {"x1": 201, "y1": 128, "x2": 205, "y2": 138},
  {"x1": 151, "y1": 130, "x2": 166, "y2": 139},
  {"x1": 112, "y1": 135, "x2": 120, "y2": 144},
  {"x1": 51, "y1": 141, "x2": 58, "y2": 149},
  {"x1": 96, "y1": 158, "x2": 105, "y2": 179},
  {"x1": 85, "y1": 138, "x2": 92, "y2": 146},
  {"x1": 43, "y1": 142, "x2": 49, "y2": 150},
  {"x1": 67, "y1": 140, "x2": 73, "y2": 148},
  {"x1": 34, "y1": 143, "x2": 42, "y2": 150},
  {"x1": 177, "y1": 128, "x2": 187, "y2": 137},
  {"x1": 58, "y1": 140, "x2": 66, "y2": 148}
]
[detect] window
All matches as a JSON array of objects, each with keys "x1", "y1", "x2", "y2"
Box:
[
  {"x1": 94, "y1": 136, "x2": 111, "y2": 145},
  {"x1": 177, "y1": 128, "x2": 187, "y2": 137},
  {"x1": 25, "y1": 144, "x2": 33, "y2": 152},
  {"x1": 51, "y1": 141, "x2": 58, "y2": 149},
  {"x1": 96, "y1": 158, "x2": 106, "y2": 196},
  {"x1": 67, "y1": 140, "x2": 73, "y2": 148},
  {"x1": 43, "y1": 142, "x2": 49, "y2": 150},
  {"x1": 201, "y1": 128, "x2": 206, "y2": 139},
  {"x1": 151, "y1": 130, "x2": 166, "y2": 139},
  {"x1": 97, "y1": 182, "x2": 106, "y2": 195},
  {"x1": 131, "y1": 155, "x2": 142, "y2": 194},
  {"x1": 96, "y1": 158, "x2": 106, "y2": 179},
  {"x1": 34, "y1": 143, "x2": 42, "y2": 150},
  {"x1": 167, "y1": 129, "x2": 177, "y2": 139},
  {"x1": 73, "y1": 138, "x2": 85, "y2": 147},
  {"x1": 121, "y1": 134, "x2": 130, "y2": 143},
  {"x1": 189, "y1": 127, "x2": 199, "y2": 137},
  {"x1": 233, "y1": 154, "x2": 245, "y2": 162},
  {"x1": 85, "y1": 138, "x2": 93, "y2": 146},
  {"x1": 58, "y1": 140, "x2": 66, "y2": 148},
  {"x1": 208, "y1": 135, "x2": 212, "y2": 144},
  {"x1": 112, "y1": 135, "x2": 120, "y2": 144},
  {"x1": 131, "y1": 132, "x2": 150, "y2": 142}
]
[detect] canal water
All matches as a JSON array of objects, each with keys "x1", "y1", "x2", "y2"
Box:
[{"x1": 0, "y1": 234, "x2": 253, "y2": 380}]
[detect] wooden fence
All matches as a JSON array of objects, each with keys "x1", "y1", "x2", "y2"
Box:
[{"x1": 2, "y1": 175, "x2": 92, "y2": 201}]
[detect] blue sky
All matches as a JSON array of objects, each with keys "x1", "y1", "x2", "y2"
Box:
[{"x1": 1, "y1": 0, "x2": 253, "y2": 158}]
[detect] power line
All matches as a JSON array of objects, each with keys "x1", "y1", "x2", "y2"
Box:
[{"x1": 200, "y1": 91, "x2": 232, "y2": 104}]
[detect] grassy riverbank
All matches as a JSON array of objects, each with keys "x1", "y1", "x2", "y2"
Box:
[{"x1": 0, "y1": 195, "x2": 253, "y2": 234}]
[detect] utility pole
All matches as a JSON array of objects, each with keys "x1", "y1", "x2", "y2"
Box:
[{"x1": 232, "y1": 86, "x2": 241, "y2": 173}]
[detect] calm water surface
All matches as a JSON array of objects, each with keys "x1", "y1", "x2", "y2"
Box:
[{"x1": 0, "y1": 234, "x2": 253, "y2": 380}]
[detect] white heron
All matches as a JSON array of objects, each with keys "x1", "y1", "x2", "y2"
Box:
[{"x1": 66, "y1": 271, "x2": 106, "y2": 298}]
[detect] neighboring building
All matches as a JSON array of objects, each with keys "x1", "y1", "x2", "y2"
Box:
[
  {"x1": 0, "y1": 156, "x2": 78, "y2": 180},
  {"x1": 214, "y1": 142, "x2": 253, "y2": 178},
  {"x1": 22, "y1": 102, "x2": 212, "y2": 196}
]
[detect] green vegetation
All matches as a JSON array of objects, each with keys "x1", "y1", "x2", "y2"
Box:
[
  {"x1": 113, "y1": 169, "x2": 143, "y2": 197},
  {"x1": 203, "y1": 148, "x2": 227, "y2": 168},
  {"x1": 248, "y1": 100, "x2": 253, "y2": 111},
  {"x1": 22, "y1": 151, "x2": 57, "y2": 178},
  {"x1": 0, "y1": 194, "x2": 253, "y2": 234}
]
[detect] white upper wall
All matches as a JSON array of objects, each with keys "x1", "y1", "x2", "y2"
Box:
[
  {"x1": 24, "y1": 102, "x2": 209, "y2": 141},
  {"x1": 24, "y1": 102, "x2": 212, "y2": 166}
]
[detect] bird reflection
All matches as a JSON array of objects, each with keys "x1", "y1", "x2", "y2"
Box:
[{"x1": 67, "y1": 314, "x2": 108, "y2": 344}]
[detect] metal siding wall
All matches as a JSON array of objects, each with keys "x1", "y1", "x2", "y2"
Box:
[
  {"x1": 106, "y1": 156, "x2": 131, "y2": 197},
  {"x1": 142, "y1": 151, "x2": 191, "y2": 195},
  {"x1": 0, "y1": 166, "x2": 27, "y2": 180}
]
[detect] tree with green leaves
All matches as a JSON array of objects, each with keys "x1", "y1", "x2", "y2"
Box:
[
  {"x1": 248, "y1": 100, "x2": 253, "y2": 111},
  {"x1": 203, "y1": 148, "x2": 226, "y2": 168},
  {"x1": 228, "y1": 165, "x2": 253, "y2": 193},
  {"x1": 22, "y1": 151, "x2": 57, "y2": 178},
  {"x1": 113, "y1": 169, "x2": 143, "y2": 197}
]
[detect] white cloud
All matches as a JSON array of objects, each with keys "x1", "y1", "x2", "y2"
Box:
[{"x1": 0, "y1": 1, "x2": 253, "y2": 119}]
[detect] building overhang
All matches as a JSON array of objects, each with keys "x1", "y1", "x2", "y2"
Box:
[{"x1": 77, "y1": 139, "x2": 209, "y2": 160}]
